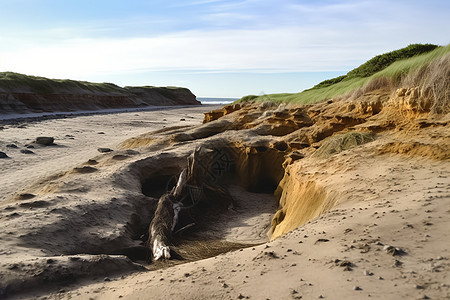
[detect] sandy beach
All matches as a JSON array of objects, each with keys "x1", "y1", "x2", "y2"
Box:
[{"x1": 0, "y1": 106, "x2": 217, "y2": 202}]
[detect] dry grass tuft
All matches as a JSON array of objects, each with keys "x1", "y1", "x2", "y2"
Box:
[
  {"x1": 402, "y1": 52, "x2": 450, "y2": 114},
  {"x1": 313, "y1": 132, "x2": 375, "y2": 159}
]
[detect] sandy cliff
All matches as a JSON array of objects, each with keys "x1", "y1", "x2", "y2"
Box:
[{"x1": 0, "y1": 73, "x2": 200, "y2": 115}]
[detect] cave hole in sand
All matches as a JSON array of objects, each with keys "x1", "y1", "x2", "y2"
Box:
[{"x1": 124, "y1": 145, "x2": 286, "y2": 267}]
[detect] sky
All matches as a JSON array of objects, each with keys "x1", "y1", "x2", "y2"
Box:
[{"x1": 0, "y1": 0, "x2": 449, "y2": 98}]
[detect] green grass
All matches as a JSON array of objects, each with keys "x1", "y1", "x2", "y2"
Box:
[
  {"x1": 0, "y1": 72, "x2": 124, "y2": 94},
  {"x1": 238, "y1": 44, "x2": 450, "y2": 105},
  {"x1": 0, "y1": 72, "x2": 188, "y2": 96},
  {"x1": 124, "y1": 86, "x2": 192, "y2": 100},
  {"x1": 345, "y1": 43, "x2": 438, "y2": 79}
]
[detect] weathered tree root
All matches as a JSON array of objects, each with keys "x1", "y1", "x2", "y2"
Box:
[{"x1": 147, "y1": 149, "x2": 202, "y2": 261}]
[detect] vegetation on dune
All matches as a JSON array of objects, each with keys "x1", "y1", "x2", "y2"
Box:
[
  {"x1": 0, "y1": 72, "x2": 124, "y2": 94},
  {"x1": 0, "y1": 72, "x2": 187, "y2": 95},
  {"x1": 238, "y1": 44, "x2": 449, "y2": 106},
  {"x1": 313, "y1": 43, "x2": 438, "y2": 88},
  {"x1": 124, "y1": 86, "x2": 192, "y2": 101},
  {"x1": 312, "y1": 132, "x2": 375, "y2": 159}
]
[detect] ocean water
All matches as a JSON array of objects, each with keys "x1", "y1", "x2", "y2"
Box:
[{"x1": 197, "y1": 97, "x2": 238, "y2": 105}]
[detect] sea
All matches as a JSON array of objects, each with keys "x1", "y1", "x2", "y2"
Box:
[{"x1": 197, "y1": 97, "x2": 238, "y2": 105}]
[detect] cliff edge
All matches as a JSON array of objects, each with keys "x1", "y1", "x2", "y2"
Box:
[{"x1": 0, "y1": 72, "x2": 200, "y2": 115}]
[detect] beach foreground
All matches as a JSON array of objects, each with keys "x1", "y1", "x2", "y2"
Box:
[{"x1": 0, "y1": 97, "x2": 449, "y2": 299}]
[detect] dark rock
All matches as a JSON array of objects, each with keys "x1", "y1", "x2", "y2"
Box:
[
  {"x1": 72, "y1": 166, "x2": 98, "y2": 174},
  {"x1": 6, "y1": 144, "x2": 18, "y2": 148},
  {"x1": 315, "y1": 238, "x2": 330, "y2": 244},
  {"x1": 98, "y1": 148, "x2": 113, "y2": 153},
  {"x1": 26, "y1": 145, "x2": 35, "y2": 149},
  {"x1": 265, "y1": 251, "x2": 279, "y2": 259},
  {"x1": 20, "y1": 149, "x2": 35, "y2": 154},
  {"x1": 353, "y1": 286, "x2": 362, "y2": 291},
  {"x1": 35, "y1": 136, "x2": 55, "y2": 146},
  {"x1": 112, "y1": 155, "x2": 129, "y2": 160},
  {"x1": 336, "y1": 260, "x2": 354, "y2": 271},
  {"x1": 383, "y1": 245, "x2": 406, "y2": 256},
  {"x1": 17, "y1": 193, "x2": 36, "y2": 200},
  {"x1": 125, "y1": 149, "x2": 140, "y2": 155},
  {"x1": 87, "y1": 159, "x2": 98, "y2": 165},
  {"x1": 393, "y1": 259, "x2": 403, "y2": 267},
  {"x1": 70, "y1": 257, "x2": 81, "y2": 261},
  {"x1": 0, "y1": 151, "x2": 9, "y2": 158}
]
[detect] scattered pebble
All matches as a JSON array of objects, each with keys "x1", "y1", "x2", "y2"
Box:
[
  {"x1": 17, "y1": 193, "x2": 35, "y2": 200},
  {"x1": 35, "y1": 136, "x2": 55, "y2": 146},
  {"x1": 383, "y1": 245, "x2": 405, "y2": 256},
  {"x1": 98, "y1": 147, "x2": 113, "y2": 153},
  {"x1": 20, "y1": 149, "x2": 35, "y2": 154},
  {"x1": 87, "y1": 159, "x2": 98, "y2": 165},
  {"x1": 393, "y1": 260, "x2": 403, "y2": 267},
  {"x1": 315, "y1": 238, "x2": 330, "y2": 244}
]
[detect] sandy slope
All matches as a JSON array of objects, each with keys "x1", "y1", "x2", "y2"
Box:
[{"x1": 0, "y1": 96, "x2": 449, "y2": 300}]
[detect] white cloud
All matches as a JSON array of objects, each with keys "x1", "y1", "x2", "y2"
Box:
[
  {"x1": 1, "y1": 0, "x2": 449, "y2": 81},
  {"x1": 0, "y1": 27, "x2": 371, "y2": 79}
]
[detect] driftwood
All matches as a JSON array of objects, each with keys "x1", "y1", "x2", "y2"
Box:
[
  {"x1": 147, "y1": 150, "x2": 200, "y2": 261},
  {"x1": 147, "y1": 146, "x2": 235, "y2": 261}
]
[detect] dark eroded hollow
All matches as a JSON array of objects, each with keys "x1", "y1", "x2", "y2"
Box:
[{"x1": 136, "y1": 144, "x2": 287, "y2": 265}]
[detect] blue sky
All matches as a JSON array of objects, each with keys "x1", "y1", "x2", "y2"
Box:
[{"x1": 0, "y1": 0, "x2": 449, "y2": 98}]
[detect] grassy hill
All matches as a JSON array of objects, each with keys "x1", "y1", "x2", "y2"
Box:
[
  {"x1": 239, "y1": 44, "x2": 449, "y2": 105},
  {"x1": 0, "y1": 72, "x2": 191, "y2": 96},
  {"x1": 0, "y1": 72, "x2": 126, "y2": 94}
]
